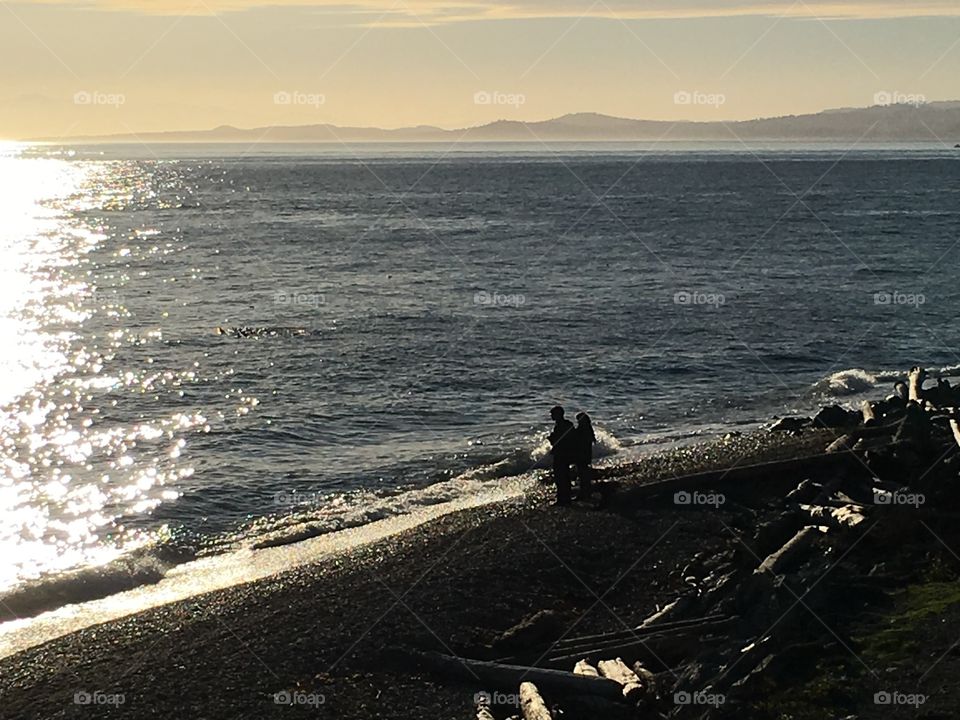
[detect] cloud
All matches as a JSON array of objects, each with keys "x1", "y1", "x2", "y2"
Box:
[{"x1": 29, "y1": 0, "x2": 960, "y2": 24}]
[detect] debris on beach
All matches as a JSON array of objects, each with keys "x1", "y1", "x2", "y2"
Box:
[{"x1": 399, "y1": 366, "x2": 960, "y2": 719}]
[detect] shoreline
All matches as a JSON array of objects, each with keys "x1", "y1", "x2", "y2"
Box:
[
  {"x1": 0, "y1": 428, "x2": 835, "y2": 719},
  {"x1": 0, "y1": 417, "x2": 780, "y2": 646},
  {"x1": 0, "y1": 475, "x2": 534, "y2": 660}
]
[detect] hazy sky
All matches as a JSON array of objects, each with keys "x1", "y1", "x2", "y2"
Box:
[{"x1": 1, "y1": 0, "x2": 958, "y2": 139}]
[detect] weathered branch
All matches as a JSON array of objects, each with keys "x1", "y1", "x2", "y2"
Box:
[{"x1": 520, "y1": 682, "x2": 552, "y2": 720}]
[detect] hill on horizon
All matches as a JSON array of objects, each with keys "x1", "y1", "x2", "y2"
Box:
[{"x1": 34, "y1": 102, "x2": 960, "y2": 144}]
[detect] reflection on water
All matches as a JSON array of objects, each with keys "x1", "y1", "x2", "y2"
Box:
[{"x1": 0, "y1": 145, "x2": 200, "y2": 591}]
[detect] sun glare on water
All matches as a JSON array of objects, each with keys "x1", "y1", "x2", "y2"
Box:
[{"x1": 0, "y1": 146, "x2": 182, "y2": 592}]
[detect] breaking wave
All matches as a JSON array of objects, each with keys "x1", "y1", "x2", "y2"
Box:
[
  {"x1": 0, "y1": 543, "x2": 195, "y2": 622},
  {"x1": 0, "y1": 428, "x2": 623, "y2": 617},
  {"x1": 814, "y1": 365, "x2": 960, "y2": 396}
]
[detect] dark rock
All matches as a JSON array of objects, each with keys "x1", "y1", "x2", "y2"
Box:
[
  {"x1": 812, "y1": 405, "x2": 859, "y2": 429},
  {"x1": 769, "y1": 417, "x2": 810, "y2": 434}
]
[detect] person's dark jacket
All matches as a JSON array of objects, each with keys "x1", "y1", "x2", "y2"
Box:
[
  {"x1": 549, "y1": 419, "x2": 575, "y2": 464},
  {"x1": 575, "y1": 423, "x2": 597, "y2": 465}
]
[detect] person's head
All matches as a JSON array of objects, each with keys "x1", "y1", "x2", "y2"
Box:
[
  {"x1": 576, "y1": 412, "x2": 591, "y2": 426},
  {"x1": 550, "y1": 405, "x2": 565, "y2": 421}
]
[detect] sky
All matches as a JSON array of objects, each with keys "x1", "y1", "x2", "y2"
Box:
[{"x1": 0, "y1": 0, "x2": 958, "y2": 139}]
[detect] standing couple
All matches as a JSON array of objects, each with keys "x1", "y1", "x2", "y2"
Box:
[{"x1": 547, "y1": 405, "x2": 596, "y2": 506}]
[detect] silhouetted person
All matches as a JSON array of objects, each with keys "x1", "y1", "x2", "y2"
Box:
[
  {"x1": 548, "y1": 405, "x2": 575, "y2": 505},
  {"x1": 574, "y1": 412, "x2": 597, "y2": 499}
]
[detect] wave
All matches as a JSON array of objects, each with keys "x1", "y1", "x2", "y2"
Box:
[
  {"x1": 248, "y1": 427, "x2": 623, "y2": 550},
  {"x1": 0, "y1": 428, "x2": 624, "y2": 615},
  {"x1": 0, "y1": 543, "x2": 195, "y2": 622},
  {"x1": 813, "y1": 365, "x2": 960, "y2": 397}
]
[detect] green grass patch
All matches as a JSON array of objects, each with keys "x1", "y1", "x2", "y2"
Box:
[{"x1": 750, "y1": 580, "x2": 960, "y2": 719}]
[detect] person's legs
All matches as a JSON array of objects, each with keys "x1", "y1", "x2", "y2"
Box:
[
  {"x1": 554, "y1": 462, "x2": 572, "y2": 505},
  {"x1": 576, "y1": 463, "x2": 592, "y2": 498}
]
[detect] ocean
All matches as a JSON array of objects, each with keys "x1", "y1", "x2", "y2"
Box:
[{"x1": 1, "y1": 141, "x2": 958, "y2": 623}]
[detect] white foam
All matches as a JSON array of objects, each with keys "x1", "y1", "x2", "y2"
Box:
[
  {"x1": 815, "y1": 365, "x2": 960, "y2": 398},
  {"x1": 0, "y1": 427, "x2": 625, "y2": 658},
  {"x1": 0, "y1": 474, "x2": 532, "y2": 659}
]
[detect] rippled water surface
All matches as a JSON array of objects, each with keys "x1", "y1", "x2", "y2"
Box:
[{"x1": 1, "y1": 142, "x2": 958, "y2": 608}]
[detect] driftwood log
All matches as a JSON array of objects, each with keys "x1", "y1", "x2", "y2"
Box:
[
  {"x1": 798, "y1": 503, "x2": 867, "y2": 530},
  {"x1": 410, "y1": 651, "x2": 625, "y2": 700},
  {"x1": 631, "y1": 662, "x2": 658, "y2": 698},
  {"x1": 755, "y1": 526, "x2": 822, "y2": 576},
  {"x1": 552, "y1": 615, "x2": 735, "y2": 657},
  {"x1": 573, "y1": 660, "x2": 599, "y2": 677},
  {"x1": 548, "y1": 627, "x2": 728, "y2": 669},
  {"x1": 621, "y1": 451, "x2": 868, "y2": 504},
  {"x1": 597, "y1": 657, "x2": 646, "y2": 702},
  {"x1": 636, "y1": 597, "x2": 696, "y2": 628},
  {"x1": 909, "y1": 366, "x2": 925, "y2": 403},
  {"x1": 449, "y1": 366, "x2": 960, "y2": 720},
  {"x1": 519, "y1": 682, "x2": 552, "y2": 720}
]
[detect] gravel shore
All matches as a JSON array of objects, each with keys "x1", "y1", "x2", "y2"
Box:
[{"x1": 0, "y1": 429, "x2": 835, "y2": 720}]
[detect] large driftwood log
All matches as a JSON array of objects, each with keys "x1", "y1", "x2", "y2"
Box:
[
  {"x1": 597, "y1": 658, "x2": 645, "y2": 702},
  {"x1": 410, "y1": 651, "x2": 624, "y2": 700},
  {"x1": 755, "y1": 526, "x2": 822, "y2": 576},
  {"x1": 519, "y1": 682, "x2": 552, "y2": 720},
  {"x1": 861, "y1": 400, "x2": 878, "y2": 424},
  {"x1": 951, "y1": 418, "x2": 960, "y2": 449},
  {"x1": 621, "y1": 452, "x2": 868, "y2": 504}
]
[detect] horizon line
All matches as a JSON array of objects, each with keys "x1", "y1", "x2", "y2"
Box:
[{"x1": 21, "y1": 100, "x2": 960, "y2": 143}]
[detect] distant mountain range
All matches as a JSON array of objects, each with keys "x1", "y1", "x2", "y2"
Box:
[{"x1": 40, "y1": 102, "x2": 960, "y2": 144}]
